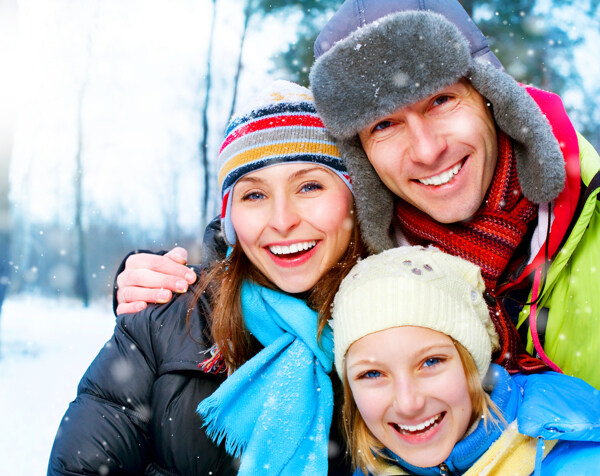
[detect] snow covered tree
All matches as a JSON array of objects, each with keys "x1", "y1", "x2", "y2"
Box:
[{"x1": 0, "y1": 0, "x2": 18, "y2": 353}]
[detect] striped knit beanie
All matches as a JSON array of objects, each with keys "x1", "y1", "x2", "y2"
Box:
[
  {"x1": 218, "y1": 80, "x2": 352, "y2": 245},
  {"x1": 331, "y1": 246, "x2": 500, "y2": 381}
]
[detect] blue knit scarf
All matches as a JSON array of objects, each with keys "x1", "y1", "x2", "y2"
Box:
[{"x1": 197, "y1": 281, "x2": 335, "y2": 475}]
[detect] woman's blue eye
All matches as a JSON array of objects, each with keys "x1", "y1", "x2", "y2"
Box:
[
  {"x1": 362, "y1": 370, "x2": 381, "y2": 379},
  {"x1": 242, "y1": 191, "x2": 265, "y2": 201},
  {"x1": 373, "y1": 120, "x2": 392, "y2": 131},
  {"x1": 422, "y1": 357, "x2": 441, "y2": 368},
  {"x1": 300, "y1": 182, "x2": 323, "y2": 193}
]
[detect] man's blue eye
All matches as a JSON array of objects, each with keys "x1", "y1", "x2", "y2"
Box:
[
  {"x1": 423, "y1": 357, "x2": 441, "y2": 368},
  {"x1": 363, "y1": 370, "x2": 381, "y2": 378},
  {"x1": 433, "y1": 95, "x2": 450, "y2": 106},
  {"x1": 373, "y1": 120, "x2": 392, "y2": 131}
]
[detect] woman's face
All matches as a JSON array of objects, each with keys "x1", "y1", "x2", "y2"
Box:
[
  {"x1": 230, "y1": 163, "x2": 354, "y2": 294},
  {"x1": 346, "y1": 326, "x2": 472, "y2": 468}
]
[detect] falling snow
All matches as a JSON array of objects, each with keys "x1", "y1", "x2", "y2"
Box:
[{"x1": 0, "y1": 296, "x2": 115, "y2": 475}]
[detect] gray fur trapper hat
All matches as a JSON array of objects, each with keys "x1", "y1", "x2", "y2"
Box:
[{"x1": 310, "y1": 0, "x2": 566, "y2": 254}]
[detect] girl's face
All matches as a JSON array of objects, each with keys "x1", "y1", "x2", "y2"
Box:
[
  {"x1": 346, "y1": 326, "x2": 472, "y2": 468},
  {"x1": 231, "y1": 163, "x2": 354, "y2": 294}
]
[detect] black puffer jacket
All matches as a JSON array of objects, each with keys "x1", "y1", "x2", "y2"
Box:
[
  {"x1": 49, "y1": 219, "x2": 351, "y2": 475},
  {"x1": 47, "y1": 288, "x2": 238, "y2": 475}
]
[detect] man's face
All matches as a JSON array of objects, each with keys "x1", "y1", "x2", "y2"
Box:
[{"x1": 358, "y1": 80, "x2": 498, "y2": 224}]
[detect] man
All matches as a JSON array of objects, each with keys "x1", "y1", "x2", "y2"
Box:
[
  {"x1": 116, "y1": 0, "x2": 600, "y2": 388},
  {"x1": 309, "y1": 0, "x2": 600, "y2": 384}
]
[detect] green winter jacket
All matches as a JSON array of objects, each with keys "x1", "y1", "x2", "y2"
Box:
[{"x1": 517, "y1": 128, "x2": 600, "y2": 388}]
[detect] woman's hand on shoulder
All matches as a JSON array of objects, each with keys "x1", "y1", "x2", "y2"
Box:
[{"x1": 116, "y1": 247, "x2": 197, "y2": 315}]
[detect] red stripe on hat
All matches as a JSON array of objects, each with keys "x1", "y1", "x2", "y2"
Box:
[
  {"x1": 220, "y1": 114, "x2": 325, "y2": 154},
  {"x1": 221, "y1": 190, "x2": 230, "y2": 219}
]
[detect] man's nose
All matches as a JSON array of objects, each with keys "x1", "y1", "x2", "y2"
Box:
[{"x1": 406, "y1": 116, "x2": 447, "y2": 165}]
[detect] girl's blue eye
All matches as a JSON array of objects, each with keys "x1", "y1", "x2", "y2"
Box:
[
  {"x1": 300, "y1": 182, "x2": 323, "y2": 193},
  {"x1": 422, "y1": 357, "x2": 441, "y2": 368},
  {"x1": 362, "y1": 370, "x2": 381, "y2": 379},
  {"x1": 373, "y1": 120, "x2": 392, "y2": 131}
]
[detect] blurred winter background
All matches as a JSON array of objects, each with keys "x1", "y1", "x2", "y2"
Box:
[{"x1": 0, "y1": 0, "x2": 599, "y2": 473}]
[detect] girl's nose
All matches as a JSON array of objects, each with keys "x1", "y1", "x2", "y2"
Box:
[{"x1": 392, "y1": 378, "x2": 426, "y2": 417}]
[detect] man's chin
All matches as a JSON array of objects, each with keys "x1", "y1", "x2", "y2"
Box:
[{"x1": 421, "y1": 204, "x2": 480, "y2": 224}]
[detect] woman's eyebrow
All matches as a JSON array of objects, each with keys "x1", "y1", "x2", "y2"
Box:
[
  {"x1": 288, "y1": 166, "x2": 332, "y2": 181},
  {"x1": 235, "y1": 175, "x2": 265, "y2": 186}
]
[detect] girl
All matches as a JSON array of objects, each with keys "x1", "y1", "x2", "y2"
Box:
[
  {"x1": 48, "y1": 81, "x2": 365, "y2": 475},
  {"x1": 331, "y1": 246, "x2": 600, "y2": 475}
]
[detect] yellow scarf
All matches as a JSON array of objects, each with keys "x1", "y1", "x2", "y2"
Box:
[
  {"x1": 377, "y1": 420, "x2": 557, "y2": 475},
  {"x1": 465, "y1": 420, "x2": 557, "y2": 476}
]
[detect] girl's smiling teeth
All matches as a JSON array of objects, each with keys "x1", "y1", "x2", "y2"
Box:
[
  {"x1": 268, "y1": 240, "x2": 317, "y2": 256},
  {"x1": 391, "y1": 413, "x2": 444, "y2": 435},
  {"x1": 417, "y1": 160, "x2": 464, "y2": 186}
]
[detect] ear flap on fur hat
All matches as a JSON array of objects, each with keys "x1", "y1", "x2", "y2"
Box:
[
  {"x1": 469, "y1": 61, "x2": 566, "y2": 203},
  {"x1": 337, "y1": 137, "x2": 395, "y2": 253}
]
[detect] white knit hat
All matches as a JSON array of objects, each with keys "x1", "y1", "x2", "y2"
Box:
[{"x1": 331, "y1": 246, "x2": 500, "y2": 380}]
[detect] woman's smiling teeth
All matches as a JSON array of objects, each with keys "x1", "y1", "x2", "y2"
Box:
[
  {"x1": 392, "y1": 413, "x2": 444, "y2": 435},
  {"x1": 268, "y1": 241, "x2": 317, "y2": 256},
  {"x1": 418, "y1": 162, "x2": 463, "y2": 186}
]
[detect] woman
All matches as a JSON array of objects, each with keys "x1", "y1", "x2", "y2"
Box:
[
  {"x1": 330, "y1": 246, "x2": 600, "y2": 475},
  {"x1": 47, "y1": 80, "x2": 365, "y2": 475}
]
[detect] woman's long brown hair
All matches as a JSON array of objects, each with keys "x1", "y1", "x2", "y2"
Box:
[{"x1": 187, "y1": 209, "x2": 368, "y2": 371}]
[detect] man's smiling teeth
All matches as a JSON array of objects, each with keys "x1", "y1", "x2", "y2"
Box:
[
  {"x1": 419, "y1": 162, "x2": 462, "y2": 186},
  {"x1": 395, "y1": 414, "x2": 442, "y2": 434},
  {"x1": 269, "y1": 241, "x2": 317, "y2": 255}
]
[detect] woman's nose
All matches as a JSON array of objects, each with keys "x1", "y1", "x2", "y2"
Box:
[{"x1": 268, "y1": 196, "x2": 301, "y2": 234}]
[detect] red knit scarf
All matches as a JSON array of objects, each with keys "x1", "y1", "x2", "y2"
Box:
[{"x1": 395, "y1": 131, "x2": 547, "y2": 373}]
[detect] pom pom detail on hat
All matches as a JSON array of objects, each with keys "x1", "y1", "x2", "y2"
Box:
[
  {"x1": 218, "y1": 80, "x2": 352, "y2": 245},
  {"x1": 331, "y1": 246, "x2": 499, "y2": 381}
]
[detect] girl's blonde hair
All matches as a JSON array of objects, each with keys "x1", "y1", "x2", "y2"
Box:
[{"x1": 342, "y1": 339, "x2": 503, "y2": 475}]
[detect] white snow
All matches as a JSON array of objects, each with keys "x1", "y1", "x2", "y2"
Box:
[{"x1": 0, "y1": 295, "x2": 116, "y2": 475}]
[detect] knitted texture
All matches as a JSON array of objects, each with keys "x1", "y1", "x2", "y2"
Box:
[
  {"x1": 395, "y1": 132, "x2": 547, "y2": 373},
  {"x1": 197, "y1": 281, "x2": 334, "y2": 476},
  {"x1": 218, "y1": 80, "x2": 351, "y2": 245},
  {"x1": 331, "y1": 246, "x2": 499, "y2": 380}
]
